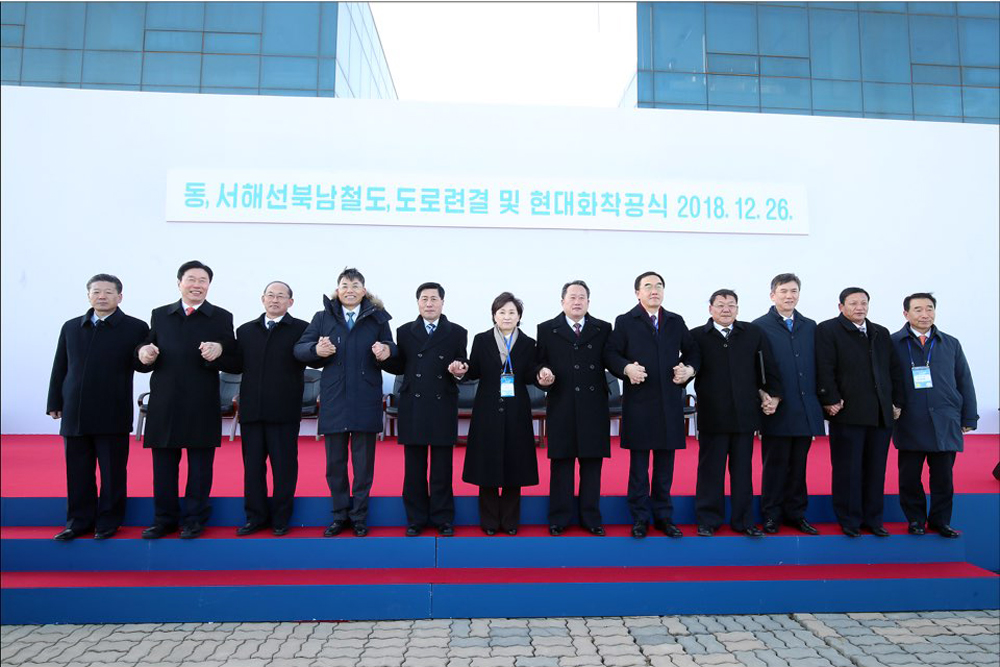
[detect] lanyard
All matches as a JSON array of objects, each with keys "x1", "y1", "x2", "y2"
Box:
[
  {"x1": 906, "y1": 336, "x2": 936, "y2": 368},
  {"x1": 502, "y1": 333, "x2": 514, "y2": 375}
]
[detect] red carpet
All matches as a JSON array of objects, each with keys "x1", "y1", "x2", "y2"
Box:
[{"x1": 2, "y1": 434, "x2": 998, "y2": 498}]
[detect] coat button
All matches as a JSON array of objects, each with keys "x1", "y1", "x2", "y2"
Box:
[
  {"x1": 416, "y1": 373, "x2": 422, "y2": 378},
  {"x1": 574, "y1": 364, "x2": 580, "y2": 369},
  {"x1": 587, "y1": 344, "x2": 593, "y2": 349},
  {"x1": 589, "y1": 364, "x2": 595, "y2": 369},
  {"x1": 575, "y1": 387, "x2": 580, "y2": 392},
  {"x1": 417, "y1": 353, "x2": 423, "y2": 358},
  {"x1": 415, "y1": 393, "x2": 421, "y2": 398},
  {"x1": 499, "y1": 407, "x2": 505, "y2": 413},
  {"x1": 589, "y1": 386, "x2": 595, "y2": 391},
  {"x1": 723, "y1": 344, "x2": 728, "y2": 348},
  {"x1": 437, "y1": 374, "x2": 443, "y2": 379}
]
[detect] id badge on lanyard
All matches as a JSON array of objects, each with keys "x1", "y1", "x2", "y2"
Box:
[
  {"x1": 500, "y1": 332, "x2": 515, "y2": 398},
  {"x1": 907, "y1": 337, "x2": 935, "y2": 390}
]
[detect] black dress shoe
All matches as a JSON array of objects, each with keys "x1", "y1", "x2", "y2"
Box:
[
  {"x1": 931, "y1": 524, "x2": 960, "y2": 538},
  {"x1": 93, "y1": 527, "x2": 118, "y2": 541},
  {"x1": 142, "y1": 524, "x2": 177, "y2": 540},
  {"x1": 864, "y1": 524, "x2": 890, "y2": 537},
  {"x1": 549, "y1": 525, "x2": 565, "y2": 536},
  {"x1": 438, "y1": 523, "x2": 455, "y2": 537},
  {"x1": 482, "y1": 527, "x2": 497, "y2": 536},
  {"x1": 353, "y1": 522, "x2": 369, "y2": 537},
  {"x1": 631, "y1": 521, "x2": 648, "y2": 539},
  {"x1": 506, "y1": 528, "x2": 518, "y2": 536},
  {"x1": 907, "y1": 521, "x2": 926, "y2": 535},
  {"x1": 661, "y1": 523, "x2": 683, "y2": 538},
  {"x1": 180, "y1": 523, "x2": 204, "y2": 539},
  {"x1": 841, "y1": 525, "x2": 861, "y2": 538},
  {"x1": 762, "y1": 519, "x2": 779, "y2": 534},
  {"x1": 741, "y1": 525, "x2": 764, "y2": 538},
  {"x1": 791, "y1": 518, "x2": 820, "y2": 535},
  {"x1": 324, "y1": 520, "x2": 345, "y2": 537},
  {"x1": 236, "y1": 522, "x2": 267, "y2": 536},
  {"x1": 696, "y1": 525, "x2": 715, "y2": 537},
  {"x1": 272, "y1": 526, "x2": 290, "y2": 536},
  {"x1": 53, "y1": 527, "x2": 89, "y2": 541},
  {"x1": 586, "y1": 526, "x2": 606, "y2": 537},
  {"x1": 405, "y1": 525, "x2": 422, "y2": 537}
]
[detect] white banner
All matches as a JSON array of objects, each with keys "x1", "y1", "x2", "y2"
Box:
[{"x1": 167, "y1": 170, "x2": 810, "y2": 235}]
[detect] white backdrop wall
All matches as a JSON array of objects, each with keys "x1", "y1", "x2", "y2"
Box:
[{"x1": 2, "y1": 86, "x2": 998, "y2": 434}]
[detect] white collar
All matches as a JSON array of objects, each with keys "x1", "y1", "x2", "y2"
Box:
[
  {"x1": 713, "y1": 321, "x2": 733, "y2": 334},
  {"x1": 565, "y1": 315, "x2": 586, "y2": 330}
]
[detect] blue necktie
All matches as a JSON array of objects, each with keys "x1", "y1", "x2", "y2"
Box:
[
  {"x1": 650, "y1": 315, "x2": 658, "y2": 331},
  {"x1": 266, "y1": 320, "x2": 275, "y2": 331},
  {"x1": 346, "y1": 312, "x2": 355, "y2": 331},
  {"x1": 426, "y1": 323, "x2": 436, "y2": 335},
  {"x1": 785, "y1": 319, "x2": 794, "y2": 332}
]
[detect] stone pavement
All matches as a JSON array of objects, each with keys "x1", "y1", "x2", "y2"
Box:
[{"x1": 1, "y1": 610, "x2": 997, "y2": 667}]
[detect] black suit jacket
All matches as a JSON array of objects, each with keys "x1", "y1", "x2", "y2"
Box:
[
  {"x1": 47, "y1": 308, "x2": 150, "y2": 436},
  {"x1": 382, "y1": 315, "x2": 468, "y2": 447},
  {"x1": 536, "y1": 313, "x2": 612, "y2": 459},
  {"x1": 605, "y1": 304, "x2": 701, "y2": 450},
  {"x1": 815, "y1": 313, "x2": 905, "y2": 427},
  {"x1": 233, "y1": 314, "x2": 309, "y2": 424},
  {"x1": 137, "y1": 300, "x2": 237, "y2": 448},
  {"x1": 690, "y1": 319, "x2": 782, "y2": 434}
]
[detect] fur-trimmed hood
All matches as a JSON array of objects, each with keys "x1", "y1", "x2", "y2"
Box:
[{"x1": 322, "y1": 293, "x2": 391, "y2": 324}]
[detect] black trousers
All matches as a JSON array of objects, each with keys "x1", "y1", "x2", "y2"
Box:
[
  {"x1": 696, "y1": 432, "x2": 755, "y2": 531},
  {"x1": 325, "y1": 431, "x2": 376, "y2": 524},
  {"x1": 548, "y1": 457, "x2": 603, "y2": 529},
  {"x1": 64, "y1": 434, "x2": 129, "y2": 532},
  {"x1": 898, "y1": 450, "x2": 956, "y2": 527},
  {"x1": 241, "y1": 421, "x2": 300, "y2": 529},
  {"x1": 403, "y1": 444, "x2": 455, "y2": 527},
  {"x1": 828, "y1": 422, "x2": 891, "y2": 531},
  {"x1": 760, "y1": 435, "x2": 812, "y2": 523},
  {"x1": 627, "y1": 449, "x2": 675, "y2": 524},
  {"x1": 478, "y1": 486, "x2": 522, "y2": 532},
  {"x1": 152, "y1": 447, "x2": 215, "y2": 528}
]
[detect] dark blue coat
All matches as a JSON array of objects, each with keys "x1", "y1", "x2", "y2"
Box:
[
  {"x1": 605, "y1": 304, "x2": 701, "y2": 450},
  {"x1": 752, "y1": 307, "x2": 826, "y2": 437},
  {"x1": 891, "y1": 324, "x2": 978, "y2": 453},
  {"x1": 294, "y1": 295, "x2": 396, "y2": 434}
]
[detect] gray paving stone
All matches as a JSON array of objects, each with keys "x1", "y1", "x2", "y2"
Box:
[
  {"x1": 681, "y1": 618, "x2": 709, "y2": 634},
  {"x1": 774, "y1": 647, "x2": 820, "y2": 660},
  {"x1": 750, "y1": 650, "x2": 790, "y2": 667},
  {"x1": 640, "y1": 643, "x2": 685, "y2": 656},
  {"x1": 407, "y1": 647, "x2": 453, "y2": 659},
  {"x1": 694, "y1": 617, "x2": 727, "y2": 633},
  {"x1": 756, "y1": 632, "x2": 787, "y2": 649},
  {"x1": 556, "y1": 657, "x2": 602, "y2": 667},
  {"x1": 815, "y1": 647, "x2": 854, "y2": 667},
  {"x1": 528, "y1": 627, "x2": 569, "y2": 637},
  {"x1": 452, "y1": 637, "x2": 491, "y2": 648},
  {"x1": 531, "y1": 645, "x2": 576, "y2": 658},
  {"x1": 490, "y1": 637, "x2": 532, "y2": 647},
  {"x1": 696, "y1": 635, "x2": 727, "y2": 654},
  {"x1": 468, "y1": 657, "x2": 516, "y2": 667},
  {"x1": 732, "y1": 651, "x2": 769, "y2": 667},
  {"x1": 677, "y1": 636, "x2": 707, "y2": 655},
  {"x1": 514, "y1": 658, "x2": 559, "y2": 667},
  {"x1": 490, "y1": 646, "x2": 534, "y2": 658},
  {"x1": 401, "y1": 659, "x2": 450, "y2": 667},
  {"x1": 492, "y1": 628, "x2": 531, "y2": 638},
  {"x1": 603, "y1": 656, "x2": 648, "y2": 667},
  {"x1": 918, "y1": 652, "x2": 968, "y2": 665},
  {"x1": 492, "y1": 620, "x2": 530, "y2": 628}
]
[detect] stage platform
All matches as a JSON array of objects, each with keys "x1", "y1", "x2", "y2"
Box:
[{"x1": 2, "y1": 434, "x2": 998, "y2": 624}]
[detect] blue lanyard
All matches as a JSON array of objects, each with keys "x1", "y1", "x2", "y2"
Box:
[
  {"x1": 502, "y1": 333, "x2": 514, "y2": 374},
  {"x1": 906, "y1": 336, "x2": 935, "y2": 368}
]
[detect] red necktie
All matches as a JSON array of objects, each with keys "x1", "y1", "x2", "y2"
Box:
[
  {"x1": 185, "y1": 307, "x2": 195, "y2": 316},
  {"x1": 919, "y1": 335, "x2": 927, "y2": 346},
  {"x1": 573, "y1": 323, "x2": 582, "y2": 338}
]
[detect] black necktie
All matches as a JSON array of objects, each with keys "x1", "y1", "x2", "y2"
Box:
[{"x1": 266, "y1": 320, "x2": 275, "y2": 331}]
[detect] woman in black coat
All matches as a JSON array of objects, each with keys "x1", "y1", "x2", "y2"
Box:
[{"x1": 458, "y1": 292, "x2": 539, "y2": 535}]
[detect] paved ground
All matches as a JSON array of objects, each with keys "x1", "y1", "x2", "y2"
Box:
[{"x1": 2, "y1": 610, "x2": 998, "y2": 667}]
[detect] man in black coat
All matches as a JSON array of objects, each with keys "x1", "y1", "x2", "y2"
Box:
[
  {"x1": 381, "y1": 282, "x2": 468, "y2": 537},
  {"x1": 137, "y1": 260, "x2": 237, "y2": 540},
  {"x1": 232, "y1": 281, "x2": 309, "y2": 537},
  {"x1": 47, "y1": 273, "x2": 150, "y2": 541},
  {"x1": 690, "y1": 289, "x2": 783, "y2": 537},
  {"x1": 536, "y1": 280, "x2": 612, "y2": 536},
  {"x1": 605, "y1": 271, "x2": 700, "y2": 539},
  {"x1": 816, "y1": 287, "x2": 905, "y2": 537}
]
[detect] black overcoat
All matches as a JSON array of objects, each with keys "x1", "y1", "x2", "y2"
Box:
[
  {"x1": 293, "y1": 295, "x2": 396, "y2": 434},
  {"x1": 233, "y1": 314, "x2": 309, "y2": 424},
  {"x1": 137, "y1": 301, "x2": 237, "y2": 449},
  {"x1": 461, "y1": 329, "x2": 540, "y2": 487},
  {"x1": 689, "y1": 319, "x2": 783, "y2": 434},
  {"x1": 47, "y1": 308, "x2": 150, "y2": 436},
  {"x1": 605, "y1": 304, "x2": 701, "y2": 450},
  {"x1": 535, "y1": 313, "x2": 612, "y2": 459},
  {"x1": 382, "y1": 315, "x2": 468, "y2": 447},
  {"x1": 815, "y1": 314, "x2": 906, "y2": 427}
]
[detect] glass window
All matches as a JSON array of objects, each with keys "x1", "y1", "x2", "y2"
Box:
[
  {"x1": 82, "y1": 82, "x2": 140, "y2": 91},
  {"x1": 141, "y1": 84, "x2": 200, "y2": 93},
  {"x1": 200, "y1": 86, "x2": 256, "y2": 95},
  {"x1": 1, "y1": 3, "x2": 26, "y2": 24},
  {"x1": 809, "y1": 3, "x2": 857, "y2": 10},
  {"x1": 638, "y1": 3, "x2": 652, "y2": 70},
  {"x1": 23, "y1": 3, "x2": 85, "y2": 49},
  {"x1": 262, "y1": 2, "x2": 320, "y2": 56},
  {"x1": 706, "y1": 3, "x2": 757, "y2": 54},
  {"x1": 957, "y1": 3, "x2": 1000, "y2": 18},
  {"x1": 814, "y1": 109, "x2": 864, "y2": 117},
  {"x1": 864, "y1": 3, "x2": 907, "y2": 11},
  {"x1": 261, "y1": 55, "x2": 317, "y2": 89},
  {"x1": 142, "y1": 52, "x2": 202, "y2": 86},
  {"x1": 145, "y1": 30, "x2": 202, "y2": 53},
  {"x1": 914, "y1": 115, "x2": 961, "y2": 122},
  {"x1": 863, "y1": 81, "x2": 913, "y2": 113},
  {"x1": 708, "y1": 74, "x2": 760, "y2": 106},
  {"x1": 812, "y1": 78, "x2": 863, "y2": 110},
  {"x1": 320, "y1": 2, "x2": 337, "y2": 57},
  {"x1": 654, "y1": 71, "x2": 707, "y2": 104},
  {"x1": 651, "y1": 2, "x2": 705, "y2": 72},
  {"x1": 810, "y1": 8, "x2": 862, "y2": 80},
  {"x1": 963, "y1": 67, "x2": 1000, "y2": 85},
  {"x1": 638, "y1": 101, "x2": 655, "y2": 109},
  {"x1": 907, "y1": 2, "x2": 955, "y2": 16},
  {"x1": 20, "y1": 47, "x2": 82, "y2": 82},
  {"x1": 654, "y1": 102, "x2": 708, "y2": 110},
  {"x1": 707, "y1": 54, "x2": 758, "y2": 75},
  {"x1": 203, "y1": 54, "x2": 259, "y2": 87},
  {"x1": 758, "y1": 6, "x2": 809, "y2": 57},
  {"x1": 761, "y1": 107, "x2": 810, "y2": 115},
  {"x1": 1, "y1": 47, "x2": 22, "y2": 82},
  {"x1": 912, "y1": 64, "x2": 961, "y2": 84},
  {"x1": 205, "y1": 2, "x2": 262, "y2": 32},
  {"x1": 82, "y1": 50, "x2": 142, "y2": 84},
  {"x1": 963, "y1": 85, "x2": 1000, "y2": 117},
  {"x1": 638, "y1": 70, "x2": 654, "y2": 103},
  {"x1": 760, "y1": 56, "x2": 810, "y2": 77},
  {"x1": 319, "y1": 56, "x2": 336, "y2": 90},
  {"x1": 708, "y1": 105, "x2": 758, "y2": 112},
  {"x1": 760, "y1": 76, "x2": 811, "y2": 108},
  {"x1": 860, "y1": 11, "x2": 911, "y2": 82},
  {"x1": 912, "y1": 83, "x2": 962, "y2": 115},
  {"x1": 864, "y1": 112, "x2": 913, "y2": 119},
  {"x1": 145, "y1": 3, "x2": 205, "y2": 31},
  {"x1": 84, "y1": 3, "x2": 144, "y2": 51},
  {"x1": 909, "y1": 15, "x2": 959, "y2": 64},
  {"x1": 204, "y1": 32, "x2": 260, "y2": 54},
  {"x1": 959, "y1": 18, "x2": 1000, "y2": 67},
  {"x1": 1, "y1": 25, "x2": 23, "y2": 48},
  {"x1": 260, "y1": 88, "x2": 317, "y2": 97},
  {"x1": 335, "y1": 57, "x2": 349, "y2": 97}
]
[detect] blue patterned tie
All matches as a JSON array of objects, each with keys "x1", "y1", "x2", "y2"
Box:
[
  {"x1": 785, "y1": 318, "x2": 793, "y2": 332},
  {"x1": 346, "y1": 312, "x2": 355, "y2": 331},
  {"x1": 427, "y1": 323, "x2": 436, "y2": 336}
]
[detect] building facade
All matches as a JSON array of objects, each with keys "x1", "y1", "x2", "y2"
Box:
[
  {"x1": 0, "y1": 1, "x2": 395, "y2": 99},
  {"x1": 635, "y1": 2, "x2": 999, "y2": 123}
]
